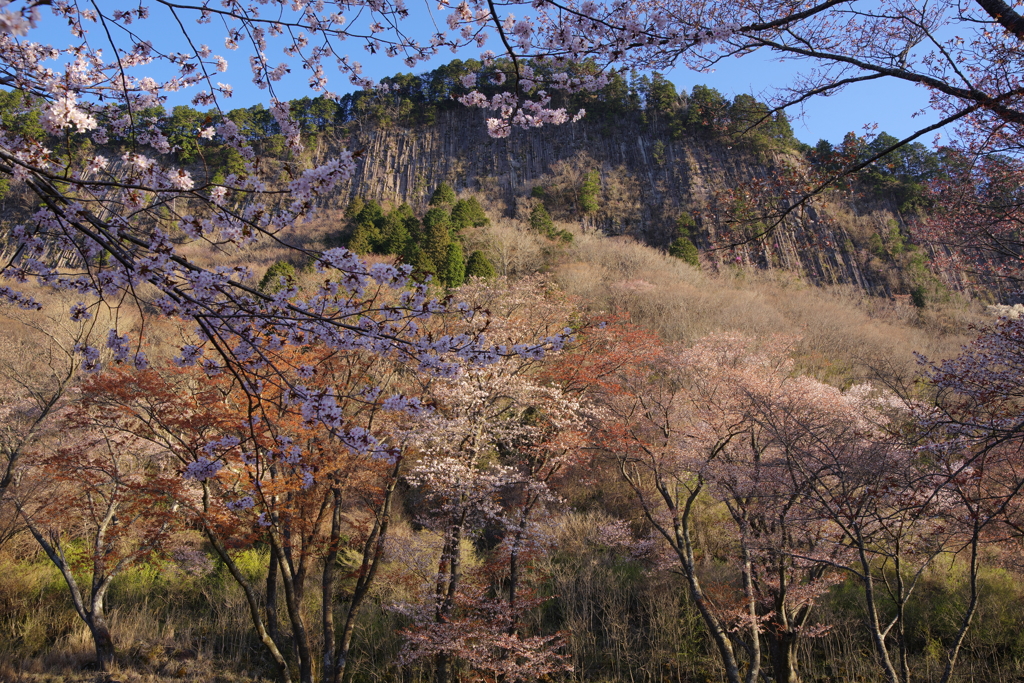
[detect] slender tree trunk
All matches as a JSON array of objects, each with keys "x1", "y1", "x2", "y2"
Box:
[
  {"x1": 432, "y1": 507, "x2": 467, "y2": 683},
  {"x1": 323, "y1": 487, "x2": 343, "y2": 683},
  {"x1": 740, "y1": 544, "x2": 761, "y2": 683},
  {"x1": 206, "y1": 529, "x2": 293, "y2": 683},
  {"x1": 938, "y1": 528, "x2": 981, "y2": 683},
  {"x1": 672, "y1": 493, "x2": 745, "y2": 683},
  {"x1": 267, "y1": 549, "x2": 282, "y2": 646},
  {"x1": 270, "y1": 535, "x2": 315, "y2": 683},
  {"x1": 857, "y1": 540, "x2": 901, "y2": 683},
  {"x1": 336, "y1": 456, "x2": 401, "y2": 683}
]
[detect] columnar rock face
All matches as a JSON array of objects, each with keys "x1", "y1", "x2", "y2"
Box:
[{"x1": 339, "y1": 109, "x2": 940, "y2": 296}]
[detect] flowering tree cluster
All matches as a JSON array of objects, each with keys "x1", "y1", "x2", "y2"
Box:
[
  {"x1": 64, "y1": 331, "x2": 428, "y2": 683},
  {"x1": 398, "y1": 277, "x2": 586, "y2": 683},
  {"x1": 564, "y1": 318, "x2": 1018, "y2": 683}
]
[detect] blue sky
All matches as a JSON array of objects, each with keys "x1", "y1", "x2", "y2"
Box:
[
  {"x1": 664, "y1": 56, "x2": 937, "y2": 146},
  {"x1": 29, "y1": 4, "x2": 938, "y2": 147}
]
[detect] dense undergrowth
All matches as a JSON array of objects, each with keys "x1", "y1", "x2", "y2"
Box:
[{"x1": 5, "y1": 519, "x2": 1024, "y2": 682}]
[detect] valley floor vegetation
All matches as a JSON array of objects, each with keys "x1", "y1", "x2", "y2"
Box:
[{"x1": 2, "y1": 199, "x2": 1022, "y2": 683}]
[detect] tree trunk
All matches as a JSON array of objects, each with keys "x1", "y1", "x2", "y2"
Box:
[
  {"x1": 336, "y1": 456, "x2": 401, "y2": 683},
  {"x1": 767, "y1": 630, "x2": 800, "y2": 683},
  {"x1": 270, "y1": 535, "x2": 315, "y2": 683},
  {"x1": 323, "y1": 488, "x2": 343, "y2": 683},
  {"x1": 268, "y1": 549, "x2": 282, "y2": 646},
  {"x1": 857, "y1": 540, "x2": 901, "y2": 683},
  {"x1": 87, "y1": 609, "x2": 116, "y2": 671},
  {"x1": 206, "y1": 529, "x2": 293, "y2": 683},
  {"x1": 435, "y1": 652, "x2": 451, "y2": 683}
]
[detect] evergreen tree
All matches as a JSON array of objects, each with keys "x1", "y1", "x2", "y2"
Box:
[
  {"x1": 669, "y1": 236, "x2": 700, "y2": 268},
  {"x1": 648, "y1": 73, "x2": 679, "y2": 116},
  {"x1": 450, "y1": 197, "x2": 490, "y2": 230},
  {"x1": 404, "y1": 243, "x2": 436, "y2": 279},
  {"x1": 422, "y1": 207, "x2": 453, "y2": 268},
  {"x1": 670, "y1": 212, "x2": 700, "y2": 268},
  {"x1": 686, "y1": 85, "x2": 729, "y2": 132},
  {"x1": 579, "y1": 171, "x2": 600, "y2": 214},
  {"x1": 429, "y1": 181, "x2": 457, "y2": 206},
  {"x1": 355, "y1": 200, "x2": 385, "y2": 228},
  {"x1": 258, "y1": 261, "x2": 297, "y2": 293},
  {"x1": 164, "y1": 105, "x2": 204, "y2": 163},
  {"x1": 347, "y1": 221, "x2": 381, "y2": 255},
  {"x1": 595, "y1": 71, "x2": 631, "y2": 116},
  {"x1": 0, "y1": 90, "x2": 44, "y2": 141},
  {"x1": 438, "y1": 240, "x2": 466, "y2": 288},
  {"x1": 344, "y1": 195, "x2": 366, "y2": 219},
  {"x1": 380, "y1": 210, "x2": 411, "y2": 255},
  {"x1": 676, "y1": 211, "x2": 697, "y2": 237},
  {"x1": 465, "y1": 250, "x2": 497, "y2": 279},
  {"x1": 529, "y1": 203, "x2": 555, "y2": 237}
]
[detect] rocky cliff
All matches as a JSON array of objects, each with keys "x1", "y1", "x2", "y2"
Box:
[{"x1": 338, "y1": 109, "x2": 961, "y2": 299}]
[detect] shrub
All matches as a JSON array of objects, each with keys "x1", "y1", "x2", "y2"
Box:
[
  {"x1": 258, "y1": 261, "x2": 297, "y2": 293},
  {"x1": 669, "y1": 236, "x2": 700, "y2": 268},
  {"x1": 466, "y1": 250, "x2": 497, "y2": 279}
]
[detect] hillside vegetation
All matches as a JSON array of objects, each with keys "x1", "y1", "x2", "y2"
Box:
[
  {"x1": 0, "y1": 61, "x2": 964, "y2": 306},
  {"x1": 1, "y1": 57, "x2": 1015, "y2": 683},
  {"x1": 0, "y1": 184, "x2": 1003, "y2": 682}
]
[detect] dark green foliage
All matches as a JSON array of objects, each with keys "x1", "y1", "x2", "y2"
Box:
[
  {"x1": 582, "y1": 69, "x2": 635, "y2": 118},
  {"x1": 686, "y1": 85, "x2": 729, "y2": 133},
  {"x1": 676, "y1": 212, "x2": 697, "y2": 238},
  {"x1": 670, "y1": 212, "x2": 700, "y2": 267},
  {"x1": 579, "y1": 171, "x2": 600, "y2": 214},
  {"x1": 422, "y1": 207, "x2": 454, "y2": 269},
  {"x1": 259, "y1": 261, "x2": 297, "y2": 293},
  {"x1": 450, "y1": 197, "x2": 489, "y2": 230},
  {"x1": 647, "y1": 73, "x2": 679, "y2": 116},
  {"x1": 530, "y1": 203, "x2": 556, "y2": 237},
  {"x1": 287, "y1": 95, "x2": 339, "y2": 135},
  {"x1": 210, "y1": 145, "x2": 246, "y2": 181},
  {"x1": 342, "y1": 199, "x2": 387, "y2": 255},
  {"x1": 910, "y1": 285, "x2": 927, "y2": 308},
  {"x1": 379, "y1": 211, "x2": 411, "y2": 256},
  {"x1": 124, "y1": 59, "x2": 808, "y2": 174},
  {"x1": 355, "y1": 200, "x2": 385, "y2": 228},
  {"x1": 811, "y1": 131, "x2": 946, "y2": 214},
  {"x1": 861, "y1": 133, "x2": 943, "y2": 214},
  {"x1": 404, "y1": 243, "x2": 435, "y2": 276},
  {"x1": 345, "y1": 196, "x2": 366, "y2": 220},
  {"x1": 669, "y1": 237, "x2": 700, "y2": 268},
  {"x1": 465, "y1": 250, "x2": 497, "y2": 279},
  {"x1": 528, "y1": 203, "x2": 573, "y2": 242},
  {"x1": 652, "y1": 140, "x2": 666, "y2": 166},
  {"x1": 347, "y1": 221, "x2": 381, "y2": 255},
  {"x1": 0, "y1": 90, "x2": 44, "y2": 142},
  {"x1": 438, "y1": 241, "x2": 466, "y2": 288},
  {"x1": 429, "y1": 182, "x2": 457, "y2": 207},
  {"x1": 165, "y1": 105, "x2": 205, "y2": 163},
  {"x1": 226, "y1": 103, "x2": 278, "y2": 139},
  {"x1": 380, "y1": 204, "x2": 417, "y2": 255},
  {"x1": 727, "y1": 94, "x2": 795, "y2": 150}
]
